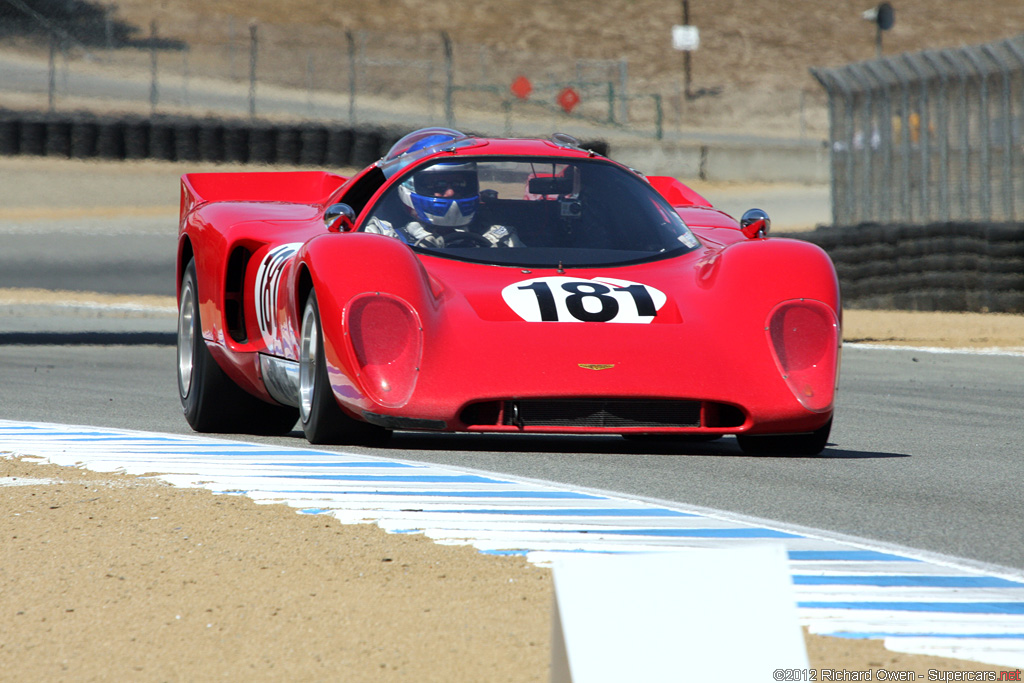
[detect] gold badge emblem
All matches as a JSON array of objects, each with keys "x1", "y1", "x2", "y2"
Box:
[{"x1": 578, "y1": 363, "x2": 615, "y2": 371}]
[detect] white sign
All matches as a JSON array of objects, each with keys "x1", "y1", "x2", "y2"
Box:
[
  {"x1": 550, "y1": 546, "x2": 808, "y2": 683},
  {"x1": 671, "y1": 24, "x2": 700, "y2": 51}
]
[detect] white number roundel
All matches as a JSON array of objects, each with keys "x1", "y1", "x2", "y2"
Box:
[
  {"x1": 254, "y1": 242, "x2": 302, "y2": 347},
  {"x1": 502, "y1": 276, "x2": 667, "y2": 323}
]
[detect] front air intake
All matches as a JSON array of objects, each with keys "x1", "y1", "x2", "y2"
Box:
[{"x1": 502, "y1": 399, "x2": 702, "y2": 429}]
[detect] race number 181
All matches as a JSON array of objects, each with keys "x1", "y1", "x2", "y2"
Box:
[{"x1": 502, "y1": 276, "x2": 667, "y2": 324}]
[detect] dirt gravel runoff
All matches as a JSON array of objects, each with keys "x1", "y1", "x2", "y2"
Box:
[{"x1": 1, "y1": 155, "x2": 1022, "y2": 678}]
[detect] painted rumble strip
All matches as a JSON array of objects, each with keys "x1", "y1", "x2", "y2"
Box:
[{"x1": 2, "y1": 421, "x2": 1024, "y2": 667}]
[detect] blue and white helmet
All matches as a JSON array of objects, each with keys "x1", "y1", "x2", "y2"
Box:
[{"x1": 398, "y1": 160, "x2": 479, "y2": 228}]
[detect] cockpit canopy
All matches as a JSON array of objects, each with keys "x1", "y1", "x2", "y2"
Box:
[
  {"x1": 362, "y1": 154, "x2": 702, "y2": 268},
  {"x1": 378, "y1": 128, "x2": 480, "y2": 179}
]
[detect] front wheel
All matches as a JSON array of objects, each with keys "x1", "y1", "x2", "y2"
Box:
[
  {"x1": 735, "y1": 418, "x2": 832, "y2": 456},
  {"x1": 177, "y1": 258, "x2": 297, "y2": 435},
  {"x1": 299, "y1": 290, "x2": 391, "y2": 446}
]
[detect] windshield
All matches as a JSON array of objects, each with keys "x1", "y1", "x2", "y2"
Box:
[{"x1": 360, "y1": 157, "x2": 701, "y2": 267}]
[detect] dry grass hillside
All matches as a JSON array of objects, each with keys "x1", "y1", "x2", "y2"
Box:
[{"x1": 99, "y1": 0, "x2": 1024, "y2": 136}]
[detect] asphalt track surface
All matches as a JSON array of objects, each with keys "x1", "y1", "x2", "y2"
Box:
[
  {"x1": 0, "y1": 216, "x2": 176, "y2": 295},
  {"x1": 1, "y1": 342, "x2": 1022, "y2": 572}
]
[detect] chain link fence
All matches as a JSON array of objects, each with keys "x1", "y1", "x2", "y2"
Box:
[
  {"x1": 2, "y1": 10, "x2": 671, "y2": 139},
  {"x1": 811, "y1": 34, "x2": 1024, "y2": 226}
]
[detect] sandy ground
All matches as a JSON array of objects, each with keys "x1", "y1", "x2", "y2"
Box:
[{"x1": 1, "y1": 157, "x2": 1022, "y2": 679}]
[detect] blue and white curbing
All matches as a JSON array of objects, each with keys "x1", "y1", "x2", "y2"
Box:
[{"x1": 2, "y1": 419, "x2": 1023, "y2": 667}]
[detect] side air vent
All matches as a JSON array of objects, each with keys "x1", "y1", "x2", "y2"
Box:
[{"x1": 225, "y1": 246, "x2": 251, "y2": 343}]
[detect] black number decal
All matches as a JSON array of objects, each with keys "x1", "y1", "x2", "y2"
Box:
[
  {"x1": 518, "y1": 282, "x2": 558, "y2": 321},
  {"x1": 562, "y1": 282, "x2": 619, "y2": 322},
  {"x1": 614, "y1": 284, "x2": 657, "y2": 317}
]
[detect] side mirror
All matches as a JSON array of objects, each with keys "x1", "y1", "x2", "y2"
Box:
[
  {"x1": 740, "y1": 208, "x2": 771, "y2": 239},
  {"x1": 325, "y1": 203, "x2": 357, "y2": 232}
]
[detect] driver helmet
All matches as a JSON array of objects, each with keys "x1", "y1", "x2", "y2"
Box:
[{"x1": 399, "y1": 159, "x2": 480, "y2": 228}]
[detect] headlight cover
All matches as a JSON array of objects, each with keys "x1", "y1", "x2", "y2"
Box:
[
  {"x1": 346, "y1": 293, "x2": 423, "y2": 408},
  {"x1": 766, "y1": 299, "x2": 840, "y2": 413}
]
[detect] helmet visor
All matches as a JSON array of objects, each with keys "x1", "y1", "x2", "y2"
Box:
[{"x1": 413, "y1": 169, "x2": 479, "y2": 199}]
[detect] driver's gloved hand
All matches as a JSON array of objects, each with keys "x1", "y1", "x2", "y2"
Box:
[
  {"x1": 406, "y1": 221, "x2": 444, "y2": 247},
  {"x1": 482, "y1": 224, "x2": 522, "y2": 247}
]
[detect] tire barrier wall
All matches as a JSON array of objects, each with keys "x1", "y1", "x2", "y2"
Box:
[
  {"x1": 787, "y1": 222, "x2": 1024, "y2": 313},
  {"x1": 0, "y1": 109, "x2": 611, "y2": 169},
  {"x1": 0, "y1": 110, "x2": 394, "y2": 168}
]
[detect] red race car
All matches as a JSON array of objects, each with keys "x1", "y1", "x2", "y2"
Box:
[{"x1": 176, "y1": 128, "x2": 840, "y2": 454}]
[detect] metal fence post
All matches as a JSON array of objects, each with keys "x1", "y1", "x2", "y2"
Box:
[
  {"x1": 182, "y1": 47, "x2": 191, "y2": 110},
  {"x1": 883, "y1": 59, "x2": 913, "y2": 222},
  {"x1": 846, "y1": 64, "x2": 876, "y2": 224},
  {"x1": 982, "y1": 44, "x2": 1015, "y2": 221},
  {"x1": 347, "y1": 31, "x2": 357, "y2": 125},
  {"x1": 618, "y1": 58, "x2": 629, "y2": 124},
  {"x1": 810, "y1": 68, "x2": 843, "y2": 226},
  {"x1": 306, "y1": 53, "x2": 315, "y2": 118},
  {"x1": 1003, "y1": 39, "x2": 1024, "y2": 222},
  {"x1": 652, "y1": 93, "x2": 663, "y2": 140},
  {"x1": 150, "y1": 21, "x2": 159, "y2": 115},
  {"x1": 962, "y1": 47, "x2": 992, "y2": 221},
  {"x1": 921, "y1": 51, "x2": 952, "y2": 222},
  {"x1": 442, "y1": 32, "x2": 454, "y2": 127},
  {"x1": 606, "y1": 82, "x2": 616, "y2": 125},
  {"x1": 48, "y1": 33, "x2": 57, "y2": 112},
  {"x1": 248, "y1": 21, "x2": 258, "y2": 119},
  {"x1": 864, "y1": 61, "x2": 896, "y2": 223},
  {"x1": 903, "y1": 54, "x2": 932, "y2": 220},
  {"x1": 939, "y1": 49, "x2": 972, "y2": 221}
]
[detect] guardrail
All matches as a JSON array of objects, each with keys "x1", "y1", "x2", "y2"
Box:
[{"x1": 788, "y1": 222, "x2": 1024, "y2": 313}]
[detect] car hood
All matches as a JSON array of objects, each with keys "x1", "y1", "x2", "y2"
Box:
[{"x1": 418, "y1": 251, "x2": 710, "y2": 325}]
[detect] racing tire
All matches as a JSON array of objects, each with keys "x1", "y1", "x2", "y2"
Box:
[
  {"x1": 735, "y1": 418, "x2": 832, "y2": 457},
  {"x1": 299, "y1": 290, "x2": 391, "y2": 446},
  {"x1": 178, "y1": 258, "x2": 298, "y2": 435}
]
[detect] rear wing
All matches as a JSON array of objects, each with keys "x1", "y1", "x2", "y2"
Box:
[{"x1": 180, "y1": 171, "x2": 348, "y2": 219}]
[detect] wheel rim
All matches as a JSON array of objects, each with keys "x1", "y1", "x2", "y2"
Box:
[
  {"x1": 299, "y1": 302, "x2": 318, "y2": 423},
  {"x1": 177, "y1": 281, "x2": 195, "y2": 398}
]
